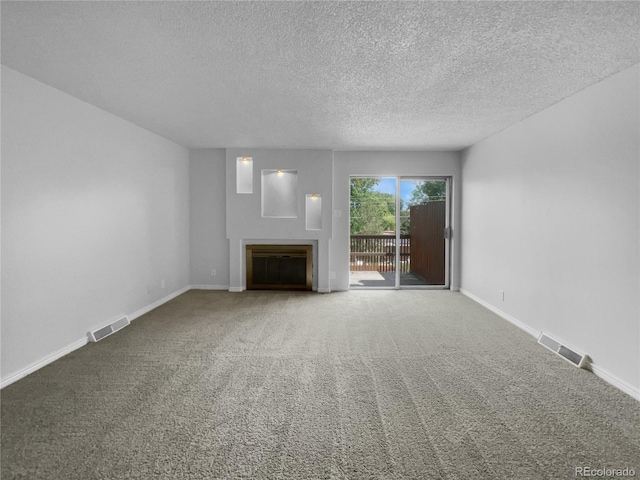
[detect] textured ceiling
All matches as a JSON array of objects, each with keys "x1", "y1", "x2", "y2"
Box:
[{"x1": 2, "y1": 1, "x2": 639, "y2": 150}]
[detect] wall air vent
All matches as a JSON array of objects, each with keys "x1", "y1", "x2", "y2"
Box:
[
  {"x1": 88, "y1": 316, "x2": 130, "y2": 342},
  {"x1": 537, "y1": 332, "x2": 588, "y2": 368}
]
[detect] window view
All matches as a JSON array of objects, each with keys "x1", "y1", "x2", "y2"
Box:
[
  {"x1": 349, "y1": 177, "x2": 397, "y2": 287},
  {"x1": 349, "y1": 177, "x2": 448, "y2": 288}
]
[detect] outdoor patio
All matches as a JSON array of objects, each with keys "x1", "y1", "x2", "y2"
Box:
[{"x1": 349, "y1": 270, "x2": 428, "y2": 287}]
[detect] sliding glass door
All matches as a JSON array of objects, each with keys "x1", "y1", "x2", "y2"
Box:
[
  {"x1": 349, "y1": 177, "x2": 397, "y2": 287},
  {"x1": 349, "y1": 177, "x2": 449, "y2": 289},
  {"x1": 399, "y1": 179, "x2": 448, "y2": 286}
]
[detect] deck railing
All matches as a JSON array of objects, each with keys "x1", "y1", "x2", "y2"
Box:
[{"x1": 350, "y1": 234, "x2": 410, "y2": 272}]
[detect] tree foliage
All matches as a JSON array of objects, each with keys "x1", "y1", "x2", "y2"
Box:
[
  {"x1": 408, "y1": 181, "x2": 447, "y2": 206},
  {"x1": 350, "y1": 178, "x2": 395, "y2": 234},
  {"x1": 350, "y1": 179, "x2": 447, "y2": 235}
]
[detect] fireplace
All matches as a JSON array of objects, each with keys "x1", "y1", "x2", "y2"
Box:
[{"x1": 246, "y1": 244, "x2": 312, "y2": 291}]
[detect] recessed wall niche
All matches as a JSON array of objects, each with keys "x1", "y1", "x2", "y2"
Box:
[
  {"x1": 236, "y1": 157, "x2": 253, "y2": 194},
  {"x1": 305, "y1": 194, "x2": 322, "y2": 230},
  {"x1": 262, "y1": 169, "x2": 298, "y2": 218}
]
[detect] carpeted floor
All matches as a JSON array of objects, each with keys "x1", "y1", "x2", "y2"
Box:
[{"x1": 2, "y1": 290, "x2": 638, "y2": 479}]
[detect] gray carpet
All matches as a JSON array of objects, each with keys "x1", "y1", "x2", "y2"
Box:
[{"x1": 2, "y1": 290, "x2": 639, "y2": 479}]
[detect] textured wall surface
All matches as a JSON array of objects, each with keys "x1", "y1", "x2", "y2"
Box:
[
  {"x1": 461, "y1": 65, "x2": 640, "y2": 392},
  {"x1": 2, "y1": 1, "x2": 638, "y2": 149}
]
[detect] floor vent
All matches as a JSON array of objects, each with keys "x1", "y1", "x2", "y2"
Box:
[
  {"x1": 88, "y1": 316, "x2": 130, "y2": 342},
  {"x1": 538, "y1": 332, "x2": 588, "y2": 368}
]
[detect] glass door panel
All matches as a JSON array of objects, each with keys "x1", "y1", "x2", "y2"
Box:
[
  {"x1": 399, "y1": 179, "x2": 447, "y2": 286},
  {"x1": 349, "y1": 177, "x2": 396, "y2": 287}
]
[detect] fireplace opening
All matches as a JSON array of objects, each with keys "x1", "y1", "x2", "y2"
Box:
[{"x1": 246, "y1": 245, "x2": 312, "y2": 291}]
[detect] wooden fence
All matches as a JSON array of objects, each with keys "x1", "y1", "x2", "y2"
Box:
[
  {"x1": 349, "y1": 201, "x2": 446, "y2": 283},
  {"x1": 349, "y1": 235, "x2": 410, "y2": 272},
  {"x1": 409, "y1": 202, "x2": 445, "y2": 285}
]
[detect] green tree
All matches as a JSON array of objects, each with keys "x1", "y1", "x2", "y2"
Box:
[
  {"x1": 399, "y1": 202, "x2": 411, "y2": 235},
  {"x1": 408, "y1": 181, "x2": 446, "y2": 205},
  {"x1": 350, "y1": 179, "x2": 396, "y2": 234},
  {"x1": 350, "y1": 178, "x2": 378, "y2": 234}
]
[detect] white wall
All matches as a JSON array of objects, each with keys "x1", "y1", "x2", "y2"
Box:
[
  {"x1": 1, "y1": 66, "x2": 191, "y2": 384},
  {"x1": 461, "y1": 64, "x2": 640, "y2": 394},
  {"x1": 332, "y1": 151, "x2": 462, "y2": 291},
  {"x1": 189, "y1": 149, "x2": 228, "y2": 288},
  {"x1": 225, "y1": 148, "x2": 334, "y2": 292}
]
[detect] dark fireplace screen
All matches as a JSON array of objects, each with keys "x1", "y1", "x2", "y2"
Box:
[{"x1": 246, "y1": 245, "x2": 312, "y2": 291}]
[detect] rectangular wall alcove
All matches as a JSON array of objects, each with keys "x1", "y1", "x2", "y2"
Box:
[
  {"x1": 305, "y1": 194, "x2": 322, "y2": 230},
  {"x1": 262, "y1": 169, "x2": 297, "y2": 217},
  {"x1": 236, "y1": 157, "x2": 253, "y2": 194}
]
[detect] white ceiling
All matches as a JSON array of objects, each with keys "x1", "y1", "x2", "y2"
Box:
[{"x1": 2, "y1": 1, "x2": 639, "y2": 150}]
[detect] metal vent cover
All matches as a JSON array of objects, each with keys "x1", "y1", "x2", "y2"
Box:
[
  {"x1": 557, "y1": 345, "x2": 584, "y2": 366},
  {"x1": 110, "y1": 317, "x2": 129, "y2": 331},
  {"x1": 538, "y1": 333, "x2": 587, "y2": 368},
  {"x1": 538, "y1": 333, "x2": 561, "y2": 352},
  {"x1": 92, "y1": 325, "x2": 113, "y2": 342},
  {"x1": 88, "y1": 316, "x2": 130, "y2": 342}
]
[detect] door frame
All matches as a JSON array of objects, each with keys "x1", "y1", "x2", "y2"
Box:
[{"x1": 348, "y1": 175, "x2": 451, "y2": 290}]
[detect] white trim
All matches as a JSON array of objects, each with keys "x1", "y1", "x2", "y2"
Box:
[
  {"x1": 189, "y1": 285, "x2": 229, "y2": 290},
  {"x1": 317, "y1": 288, "x2": 331, "y2": 293},
  {"x1": 460, "y1": 288, "x2": 640, "y2": 402},
  {"x1": 591, "y1": 364, "x2": 640, "y2": 401},
  {"x1": 0, "y1": 337, "x2": 88, "y2": 389},
  {"x1": 228, "y1": 286, "x2": 245, "y2": 292},
  {"x1": 128, "y1": 285, "x2": 191, "y2": 321},
  {"x1": 1, "y1": 285, "x2": 191, "y2": 389},
  {"x1": 459, "y1": 288, "x2": 540, "y2": 338}
]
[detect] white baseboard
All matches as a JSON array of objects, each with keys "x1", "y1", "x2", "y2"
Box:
[
  {"x1": 459, "y1": 288, "x2": 640, "y2": 402},
  {"x1": 228, "y1": 286, "x2": 245, "y2": 292},
  {"x1": 459, "y1": 288, "x2": 540, "y2": 338},
  {"x1": 189, "y1": 285, "x2": 229, "y2": 291},
  {"x1": 129, "y1": 285, "x2": 191, "y2": 321},
  {"x1": 0, "y1": 337, "x2": 88, "y2": 389},
  {"x1": 1, "y1": 285, "x2": 191, "y2": 389},
  {"x1": 591, "y1": 365, "x2": 640, "y2": 401},
  {"x1": 317, "y1": 288, "x2": 331, "y2": 293}
]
